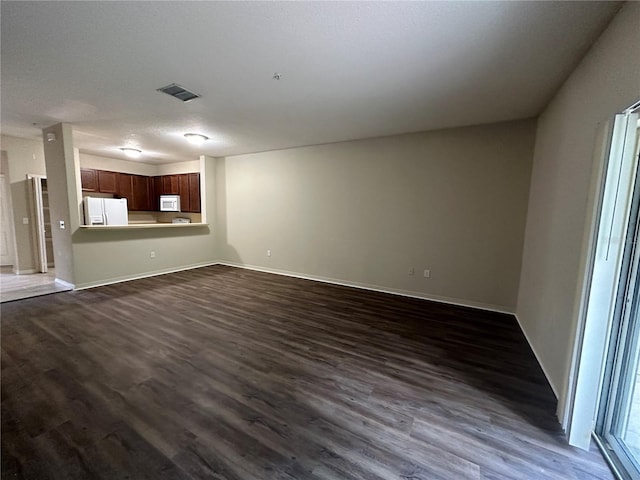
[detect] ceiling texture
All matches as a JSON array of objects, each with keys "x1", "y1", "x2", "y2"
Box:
[{"x1": 1, "y1": 1, "x2": 621, "y2": 164}]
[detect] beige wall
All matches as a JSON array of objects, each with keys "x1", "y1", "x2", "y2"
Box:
[
  {"x1": 217, "y1": 119, "x2": 535, "y2": 312},
  {"x1": 79, "y1": 153, "x2": 200, "y2": 176},
  {"x1": 516, "y1": 3, "x2": 640, "y2": 416},
  {"x1": 79, "y1": 153, "x2": 157, "y2": 176},
  {"x1": 156, "y1": 160, "x2": 200, "y2": 175},
  {"x1": 0, "y1": 135, "x2": 46, "y2": 272}
]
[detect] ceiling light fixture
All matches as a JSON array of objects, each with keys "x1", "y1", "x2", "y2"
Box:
[
  {"x1": 120, "y1": 147, "x2": 142, "y2": 158},
  {"x1": 184, "y1": 133, "x2": 209, "y2": 146}
]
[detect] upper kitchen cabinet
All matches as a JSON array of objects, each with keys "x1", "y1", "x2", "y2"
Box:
[
  {"x1": 80, "y1": 169, "x2": 98, "y2": 192},
  {"x1": 118, "y1": 173, "x2": 133, "y2": 204},
  {"x1": 188, "y1": 173, "x2": 201, "y2": 213},
  {"x1": 81, "y1": 168, "x2": 118, "y2": 194},
  {"x1": 80, "y1": 167, "x2": 201, "y2": 213},
  {"x1": 132, "y1": 175, "x2": 151, "y2": 211},
  {"x1": 179, "y1": 174, "x2": 190, "y2": 212},
  {"x1": 119, "y1": 173, "x2": 152, "y2": 211},
  {"x1": 151, "y1": 176, "x2": 162, "y2": 211},
  {"x1": 156, "y1": 174, "x2": 200, "y2": 212},
  {"x1": 162, "y1": 175, "x2": 179, "y2": 195},
  {"x1": 97, "y1": 170, "x2": 118, "y2": 194}
]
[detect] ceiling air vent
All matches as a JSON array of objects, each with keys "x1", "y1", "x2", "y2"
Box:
[{"x1": 156, "y1": 83, "x2": 201, "y2": 102}]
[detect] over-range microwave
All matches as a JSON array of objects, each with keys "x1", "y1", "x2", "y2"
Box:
[{"x1": 160, "y1": 195, "x2": 181, "y2": 212}]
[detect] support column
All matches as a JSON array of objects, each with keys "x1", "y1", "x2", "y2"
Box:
[{"x1": 41, "y1": 123, "x2": 80, "y2": 286}]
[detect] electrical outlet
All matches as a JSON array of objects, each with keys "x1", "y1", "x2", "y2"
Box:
[
  {"x1": 423, "y1": 269, "x2": 431, "y2": 278},
  {"x1": 408, "y1": 268, "x2": 415, "y2": 276},
  {"x1": 22, "y1": 217, "x2": 29, "y2": 225},
  {"x1": 150, "y1": 251, "x2": 156, "y2": 259},
  {"x1": 59, "y1": 220, "x2": 65, "y2": 230},
  {"x1": 267, "y1": 249, "x2": 271, "y2": 257}
]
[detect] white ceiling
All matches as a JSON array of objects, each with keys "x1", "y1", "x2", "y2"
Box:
[{"x1": 1, "y1": 1, "x2": 621, "y2": 164}]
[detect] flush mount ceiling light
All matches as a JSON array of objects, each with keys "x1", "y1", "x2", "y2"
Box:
[
  {"x1": 184, "y1": 133, "x2": 209, "y2": 146},
  {"x1": 120, "y1": 147, "x2": 142, "y2": 158}
]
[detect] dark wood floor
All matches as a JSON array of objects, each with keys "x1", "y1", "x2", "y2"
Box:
[{"x1": 1, "y1": 265, "x2": 614, "y2": 479}]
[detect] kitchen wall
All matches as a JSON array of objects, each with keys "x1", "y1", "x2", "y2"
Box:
[
  {"x1": 516, "y1": 2, "x2": 640, "y2": 420},
  {"x1": 0, "y1": 135, "x2": 46, "y2": 273},
  {"x1": 79, "y1": 153, "x2": 200, "y2": 176},
  {"x1": 157, "y1": 160, "x2": 200, "y2": 175},
  {"x1": 216, "y1": 119, "x2": 536, "y2": 312},
  {"x1": 79, "y1": 153, "x2": 157, "y2": 176}
]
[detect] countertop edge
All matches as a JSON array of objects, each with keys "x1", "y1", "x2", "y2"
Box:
[{"x1": 79, "y1": 223, "x2": 209, "y2": 230}]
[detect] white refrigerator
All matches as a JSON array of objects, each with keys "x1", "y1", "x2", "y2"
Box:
[{"x1": 83, "y1": 197, "x2": 128, "y2": 225}]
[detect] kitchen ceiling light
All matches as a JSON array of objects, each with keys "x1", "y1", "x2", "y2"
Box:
[
  {"x1": 120, "y1": 147, "x2": 142, "y2": 158},
  {"x1": 184, "y1": 133, "x2": 209, "y2": 146}
]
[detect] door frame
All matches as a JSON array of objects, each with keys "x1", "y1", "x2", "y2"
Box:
[
  {"x1": 0, "y1": 173, "x2": 18, "y2": 269},
  {"x1": 566, "y1": 107, "x2": 640, "y2": 450},
  {"x1": 27, "y1": 174, "x2": 48, "y2": 273},
  {"x1": 596, "y1": 114, "x2": 640, "y2": 479}
]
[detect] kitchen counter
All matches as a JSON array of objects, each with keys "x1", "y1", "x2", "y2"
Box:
[{"x1": 79, "y1": 223, "x2": 208, "y2": 230}]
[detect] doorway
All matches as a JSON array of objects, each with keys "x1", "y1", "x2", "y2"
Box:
[
  {"x1": 595, "y1": 110, "x2": 640, "y2": 479},
  {"x1": 0, "y1": 174, "x2": 70, "y2": 303}
]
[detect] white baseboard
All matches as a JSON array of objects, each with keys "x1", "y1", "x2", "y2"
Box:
[
  {"x1": 217, "y1": 261, "x2": 515, "y2": 315},
  {"x1": 54, "y1": 278, "x2": 75, "y2": 289},
  {"x1": 514, "y1": 313, "x2": 559, "y2": 400},
  {"x1": 12, "y1": 268, "x2": 36, "y2": 275},
  {"x1": 74, "y1": 261, "x2": 219, "y2": 290}
]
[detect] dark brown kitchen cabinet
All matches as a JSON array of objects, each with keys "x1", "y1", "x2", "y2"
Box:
[
  {"x1": 81, "y1": 168, "x2": 200, "y2": 212},
  {"x1": 117, "y1": 173, "x2": 133, "y2": 206},
  {"x1": 156, "y1": 174, "x2": 199, "y2": 212},
  {"x1": 151, "y1": 176, "x2": 162, "y2": 211},
  {"x1": 188, "y1": 173, "x2": 201, "y2": 213},
  {"x1": 118, "y1": 174, "x2": 151, "y2": 211},
  {"x1": 175, "y1": 173, "x2": 200, "y2": 213},
  {"x1": 80, "y1": 169, "x2": 98, "y2": 192},
  {"x1": 132, "y1": 175, "x2": 151, "y2": 211},
  {"x1": 162, "y1": 175, "x2": 179, "y2": 195},
  {"x1": 178, "y1": 174, "x2": 190, "y2": 212},
  {"x1": 97, "y1": 170, "x2": 118, "y2": 194}
]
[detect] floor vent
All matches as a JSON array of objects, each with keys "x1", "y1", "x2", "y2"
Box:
[{"x1": 156, "y1": 83, "x2": 200, "y2": 103}]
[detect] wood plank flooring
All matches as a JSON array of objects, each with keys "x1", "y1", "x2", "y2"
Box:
[{"x1": 1, "y1": 265, "x2": 614, "y2": 479}]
